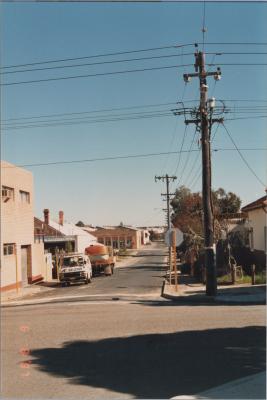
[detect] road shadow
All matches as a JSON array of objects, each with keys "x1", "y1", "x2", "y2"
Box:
[
  {"x1": 29, "y1": 326, "x2": 266, "y2": 398},
  {"x1": 126, "y1": 265, "x2": 166, "y2": 272}
]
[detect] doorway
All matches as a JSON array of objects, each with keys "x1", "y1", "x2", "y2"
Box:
[{"x1": 21, "y1": 245, "x2": 32, "y2": 287}]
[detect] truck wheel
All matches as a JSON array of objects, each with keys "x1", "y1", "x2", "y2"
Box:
[
  {"x1": 88, "y1": 273, "x2": 92, "y2": 283},
  {"x1": 85, "y1": 275, "x2": 89, "y2": 284}
]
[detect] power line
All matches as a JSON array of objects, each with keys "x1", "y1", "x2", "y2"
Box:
[
  {"x1": 203, "y1": 42, "x2": 267, "y2": 46},
  {"x1": 160, "y1": 82, "x2": 187, "y2": 174},
  {"x1": 222, "y1": 123, "x2": 266, "y2": 188},
  {"x1": 2, "y1": 43, "x2": 195, "y2": 70},
  {"x1": 1, "y1": 112, "x2": 174, "y2": 132},
  {"x1": 2, "y1": 101, "x2": 179, "y2": 122},
  {"x1": 224, "y1": 115, "x2": 267, "y2": 121},
  {"x1": 1, "y1": 63, "x2": 194, "y2": 86},
  {"x1": 208, "y1": 63, "x2": 267, "y2": 65},
  {"x1": 1, "y1": 53, "x2": 197, "y2": 75},
  {"x1": 172, "y1": 124, "x2": 188, "y2": 177},
  {"x1": 2, "y1": 62, "x2": 267, "y2": 87},
  {"x1": 3, "y1": 147, "x2": 265, "y2": 169},
  {"x1": 2, "y1": 108, "x2": 174, "y2": 127},
  {"x1": 177, "y1": 125, "x2": 198, "y2": 186},
  {"x1": 2, "y1": 99, "x2": 266, "y2": 124}
]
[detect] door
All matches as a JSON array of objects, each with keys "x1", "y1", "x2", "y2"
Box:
[{"x1": 21, "y1": 246, "x2": 31, "y2": 286}]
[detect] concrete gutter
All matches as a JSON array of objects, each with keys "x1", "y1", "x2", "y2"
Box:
[
  {"x1": 1, "y1": 292, "x2": 162, "y2": 308},
  {"x1": 162, "y1": 280, "x2": 266, "y2": 305}
]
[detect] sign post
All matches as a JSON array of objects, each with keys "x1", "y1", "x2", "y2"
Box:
[
  {"x1": 165, "y1": 228, "x2": 183, "y2": 289},
  {"x1": 171, "y1": 230, "x2": 178, "y2": 291}
]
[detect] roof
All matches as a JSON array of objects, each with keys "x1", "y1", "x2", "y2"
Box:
[
  {"x1": 34, "y1": 217, "x2": 64, "y2": 237},
  {"x1": 241, "y1": 195, "x2": 267, "y2": 213},
  {"x1": 48, "y1": 220, "x2": 97, "y2": 241},
  {"x1": 99, "y1": 225, "x2": 139, "y2": 231}
]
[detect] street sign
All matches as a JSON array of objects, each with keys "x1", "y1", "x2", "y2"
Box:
[{"x1": 165, "y1": 228, "x2": 183, "y2": 247}]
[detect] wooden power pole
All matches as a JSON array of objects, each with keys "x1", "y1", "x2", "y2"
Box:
[
  {"x1": 155, "y1": 174, "x2": 176, "y2": 276},
  {"x1": 182, "y1": 47, "x2": 223, "y2": 296}
]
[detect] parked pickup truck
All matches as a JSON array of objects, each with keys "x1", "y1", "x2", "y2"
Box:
[
  {"x1": 85, "y1": 244, "x2": 115, "y2": 276},
  {"x1": 59, "y1": 253, "x2": 92, "y2": 286}
]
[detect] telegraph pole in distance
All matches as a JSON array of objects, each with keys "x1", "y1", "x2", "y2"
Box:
[
  {"x1": 182, "y1": 47, "x2": 223, "y2": 296},
  {"x1": 155, "y1": 174, "x2": 177, "y2": 274}
]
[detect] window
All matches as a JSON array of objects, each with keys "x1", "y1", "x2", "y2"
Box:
[
  {"x1": 119, "y1": 237, "x2": 125, "y2": 248},
  {"x1": 105, "y1": 238, "x2": 111, "y2": 246},
  {"x1": 126, "y1": 237, "x2": 132, "y2": 248},
  {"x1": 98, "y1": 237, "x2": 104, "y2": 244},
  {"x1": 112, "y1": 238, "x2": 118, "y2": 249},
  {"x1": 20, "y1": 190, "x2": 30, "y2": 203},
  {"x1": 1, "y1": 186, "x2": 14, "y2": 202},
  {"x1": 3, "y1": 243, "x2": 15, "y2": 256}
]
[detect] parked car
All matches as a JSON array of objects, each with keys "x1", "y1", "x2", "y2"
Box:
[{"x1": 59, "y1": 253, "x2": 92, "y2": 286}]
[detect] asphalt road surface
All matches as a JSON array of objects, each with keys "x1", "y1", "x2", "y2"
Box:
[
  {"x1": 1, "y1": 242, "x2": 266, "y2": 399},
  {"x1": 19, "y1": 242, "x2": 168, "y2": 303}
]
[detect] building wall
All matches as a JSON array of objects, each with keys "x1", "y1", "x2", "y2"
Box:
[
  {"x1": 1, "y1": 161, "x2": 44, "y2": 290},
  {"x1": 31, "y1": 243, "x2": 46, "y2": 283},
  {"x1": 248, "y1": 208, "x2": 267, "y2": 252},
  {"x1": 93, "y1": 228, "x2": 142, "y2": 249}
]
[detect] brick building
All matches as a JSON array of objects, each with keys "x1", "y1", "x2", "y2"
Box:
[{"x1": 90, "y1": 226, "x2": 142, "y2": 250}]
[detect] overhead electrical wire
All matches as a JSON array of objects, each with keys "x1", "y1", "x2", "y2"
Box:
[
  {"x1": 2, "y1": 99, "x2": 266, "y2": 123},
  {"x1": 1, "y1": 43, "x2": 196, "y2": 70},
  {"x1": 1, "y1": 53, "x2": 197, "y2": 75},
  {"x1": 2, "y1": 147, "x2": 265, "y2": 169},
  {"x1": 160, "y1": 82, "x2": 187, "y2": 174},
  {"x1": 2, "y1": 63, "x2": 267, "y2": 87},
  {"x1": 189, "y1": 122, "x2": 221, "y2": 190},
  {"x1": 176, "y1": 125, "x2": 198, "y2": 186},
  {"x1": 222, "y1": 123, "x2": 266, "y2": 188},
  {"x1": 1, "y1": 63, "x2": 194, "y2": 86},
  {"x1": 2, "y1": 101, "x2": 179, "y2": 122},
  {"x1": 2, "y1": 42, "x2": 266, "y2": 70},
  {"x1": 2, "y1": 109, "x2": 267, "y2": 132},
  {"x1": 1, "y1": 112, "x2": 174, "y2": 132}
]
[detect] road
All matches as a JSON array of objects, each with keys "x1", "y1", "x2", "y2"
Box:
[
  {"x1": 19, "y1": 242, "x2": 168, "y2": 303},
  {"x1": 1, "y1": 242, "x2": 266, "y2": 399}
]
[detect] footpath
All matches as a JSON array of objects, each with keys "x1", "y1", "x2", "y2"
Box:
[{"x1": 162, "y1": 273, "x2": 266, "y2": 305}]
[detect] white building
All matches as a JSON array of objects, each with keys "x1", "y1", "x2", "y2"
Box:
[
  {"x1": 241, "y1": 195, "x2": 267, "y2": 267},
  {"x1": 1, "y1": 160, "x2": 46, "y2": 291},
  {"x1": 47, "y1": 211, "x2": 97, "y2": 253}
]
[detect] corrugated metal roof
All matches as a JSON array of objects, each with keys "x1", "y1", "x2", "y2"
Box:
[{"x1": 241, "y1": 195, "x2": 267, "y2": 213}]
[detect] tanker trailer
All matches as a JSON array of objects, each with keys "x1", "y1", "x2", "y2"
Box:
[{"x1": 85, "y1": 244, "x2": 115, "y2": 276}]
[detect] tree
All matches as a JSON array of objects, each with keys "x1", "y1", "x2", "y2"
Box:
[
  {"x1": 171, "y1": 186, "x2": 242, "y2": 236},
  {"x1": 171, "y1": 186, "x2": 203, "y2": 235},
  {"x1": 76, "y1": 221, "x2": 85, "y2": 227}
]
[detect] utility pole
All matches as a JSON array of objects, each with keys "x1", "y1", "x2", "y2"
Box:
[
  {"x1": 182, "y1": 46, "x2": 223, "y2": 296},
  {"x1": 155, "y1": 174, "x2": 177, "y2": 276},
  {"x1": 155, "y1": 174, "x2": 177, "y2": 229}
]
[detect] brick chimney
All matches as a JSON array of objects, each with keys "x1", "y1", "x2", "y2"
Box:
[
  {"x1": 43, "y1": 209, "x2": 49, "y2": 225},
  {"x1": 59, "y1": 210, "x2": 64, "y2": 226}
]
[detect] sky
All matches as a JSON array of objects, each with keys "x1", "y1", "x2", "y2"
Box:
[{"x1": 1, "y1": 1, "x2": 267, "y2": 226}]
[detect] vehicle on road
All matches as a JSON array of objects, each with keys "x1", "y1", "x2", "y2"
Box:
[
  {"x1": 85, "y1": 244, "x2": 115, "y2": 276},
  {"x1": 59, "y1": 253, "x2": 92, "y2": 286}
]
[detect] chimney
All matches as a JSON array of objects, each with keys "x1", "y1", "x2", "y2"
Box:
[
  {"x1": 43, "y1": 209, "x2": 49, "y2": 225},
  {"x1": 59, "y1": 210, "x2": 64, "y2": 225}
]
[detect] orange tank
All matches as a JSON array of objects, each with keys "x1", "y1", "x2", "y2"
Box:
[{"x1": 85, "y1": 244, "x2": 108, "y2": 256}]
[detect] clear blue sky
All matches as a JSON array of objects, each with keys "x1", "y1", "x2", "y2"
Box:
[{"x1": 1, "y1": 1, "x2": 267, "y2": 226}]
